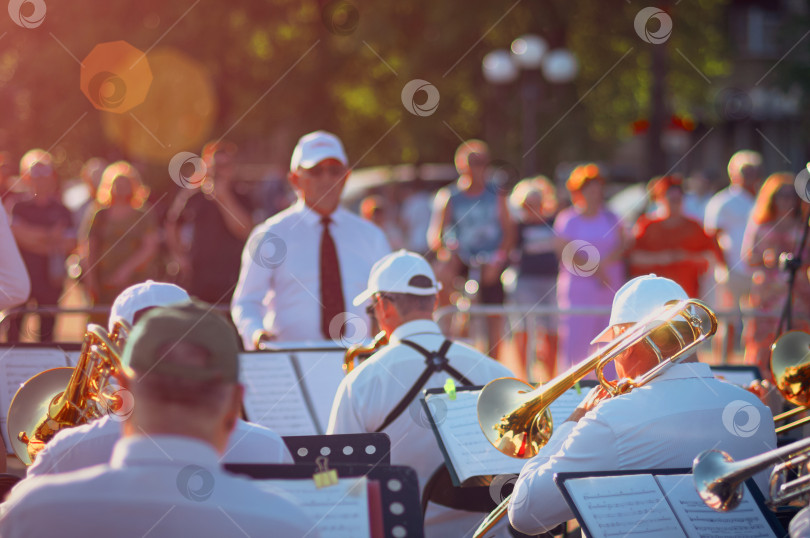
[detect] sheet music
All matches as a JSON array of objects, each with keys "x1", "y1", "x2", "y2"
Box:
[
  {"x1": 424, "y1": 387, "x2": 588, "y2": 483},
  {"x1": 655, "y1": 474, "x2": 775, "y2": 538},
  {"x1": 0, "y1": 348, "x2": 72, "y2": 451},
  {"x1": 293, "y1": 350, "x2": 346, "y2": 433},
  {"x1": 256, "y1": 477, "x2": 370, "y2": 538},
  {"x1": 240, "y1": 352, "x2": 319, "y2": 436},
  {"x1": 564, "y1": 474, "x2": 686, "y2": 538}
]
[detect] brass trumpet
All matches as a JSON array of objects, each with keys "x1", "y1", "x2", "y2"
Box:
[
  {"x1": 473, "y1": 299, "x2": 717, "y2": 538},
  {"x1": 7, "y1": 321, "x2": 131, "y2": 465},
  {"x1": 343, "y1": 331, "x2": 388, "y2": 375},
  {"x1": 693, "y1": 436, "x2": 810, "y2": 512},
  {"x1": 770, "y1": 331, "x2": 810, "y2": 434}
]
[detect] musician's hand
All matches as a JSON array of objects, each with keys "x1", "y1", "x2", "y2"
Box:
[
  {"x1": 746, "y1": 379, "x2": 784, "y2": 416},
  {"x1": 252, "y1": 329, "x2": 275, "y2": 350},
  {"x1": 566, "y1": 386, "x2": 610, "y2": 423}
]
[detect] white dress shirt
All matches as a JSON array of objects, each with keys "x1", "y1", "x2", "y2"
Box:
[
  {"x1": 0, "y1": 435, "x2": 317, "y2": 538},
  {"x1": 231, "y1": 200, "x2": 391, "y2": 348},
  {"x1": 508, "y1": 362, "x2": 777, "y2": 535},
  {"x1": 703, "y1": 185, "x2": 755, "y2": 276},
  {"x1": 0, "y1": 204, "x2": 30, "y2": 310},
  {"x1": 327, "y1": 319, "x2": 515, "y2": 538},
  {"x1": 27, "y1": 416, "x2": 293, "y2": 477}
]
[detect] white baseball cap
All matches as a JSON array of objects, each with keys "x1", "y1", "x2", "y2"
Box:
[
  {"x1": 109, "y1": 280, "x2": 191, "y2": 332},
  {"x1": 290, "y1": 131, "x2": 348, "y2": 171},
  {"x1": 352, "y1": 250, "x2": 442, "y2": 307},
  {"x1": 590, "y1": 274, "x2": 689, "y2": 344}
]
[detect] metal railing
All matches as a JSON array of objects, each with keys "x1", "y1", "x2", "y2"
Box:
[{"x1": 434, "y1": 303, "x2": 788, "y2": 380}]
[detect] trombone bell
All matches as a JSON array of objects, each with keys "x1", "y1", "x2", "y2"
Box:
[
  {"x1": 692, "y1": 450, "x2": 745, "y2": 512},
  {"x1": 476, "y1": 378, "x2": 552, "y2": 459},
  {"x1": 772, "y1": 330, "x2": 810, "y2": 408}
]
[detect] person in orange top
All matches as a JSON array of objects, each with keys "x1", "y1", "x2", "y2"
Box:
[{"x1": 629, "y1": 175, "x2": 724, "y2": 298}]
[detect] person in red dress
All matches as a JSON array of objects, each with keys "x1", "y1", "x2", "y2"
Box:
[{"x1": 629, "y1": 175, "x2": 724, "y2": 298}]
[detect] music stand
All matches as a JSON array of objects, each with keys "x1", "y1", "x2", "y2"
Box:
[
  {"x1": 226, "y1": 463, "x2": 424, "y2": 538},
  {"x1": 283, "y1": 433, "x2": 391, "y2": 465}
]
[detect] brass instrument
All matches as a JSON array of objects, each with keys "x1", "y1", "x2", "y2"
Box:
[
  {"x1": 343, "y1": 331, "x2": 388, "y2": 375},
  {"x1": 473, "y1": 299, "x2": 717, "y2": 538},
  {"x1": 7, "y1": 322, "x2": 129, "y2": 465},
  {"x1": 693, "y1": 436, "x2": 810, "y2": 511},
  {"x1": 770, "y1": 331, "x2": 810, "y2": 434}
]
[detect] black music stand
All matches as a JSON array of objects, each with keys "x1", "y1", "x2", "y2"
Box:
[
  {"x1": 226, "y1": 463, "x2": 424, "y2": 538},
  {"x1": 283, "y1": 433, "x2": 391, "y2": 465}
]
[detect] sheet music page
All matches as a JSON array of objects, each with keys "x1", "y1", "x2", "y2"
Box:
[
  {"x1": 293, "y1": 349, "x2": 346, "y2": 433},
  {"x1": 256, "y1": 477, "x2": 370, "y2": 538},
  {"x1": 0, "y1": 348, "x2": 72, "y2": 451},
  {"x1": 655, "y1": 474, "x2": 776, "y2": 538},
  {"x1": 240, "y1": 352, "x2": 319, "y2": 436},
  {"x1": 426, "y1": 390, "x2": 525, "y2": 482},
  {"x1": 564, "y1": 474, "x2": 686, "y2": 538},
  {"x1": 425, "y1": 387, "x2": 589, "y2": 483}
]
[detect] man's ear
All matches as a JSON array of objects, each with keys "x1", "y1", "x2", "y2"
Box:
[{"x1": 287, "y1": 170, "x2": 300, "y2": 190}]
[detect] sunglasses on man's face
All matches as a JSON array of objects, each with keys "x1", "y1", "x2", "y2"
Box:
[{"x1": 303, "y1": 164, "x2": 347, "y2": 178}]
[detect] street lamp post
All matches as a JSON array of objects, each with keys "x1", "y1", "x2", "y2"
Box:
[
  {"x1": 481, "y1": 50, "x2": 518, "y2": 160},
  {"x1": 511, "y1": 35, "x2": 547, "y2": 177},
  {"x1": 483, "y1": 37, "x2": 579, "y2": 178}
]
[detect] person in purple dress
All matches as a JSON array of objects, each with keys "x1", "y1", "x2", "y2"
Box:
[{"x1": 553, "y1": 164, "x2": 628, "y2": 374}]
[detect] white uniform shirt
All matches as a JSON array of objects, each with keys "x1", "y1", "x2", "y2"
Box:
[
  {"x1": 703, "y1": 185, "x2": 755, "y2": 276},
  {"x1": 27, "y1": 416, "x2": 293, "y2": 477},
  {"x1": 0, "y1": 435, "x2": 318, "y2": 538},
  {"x1": 231, "y1": 200, "x2": 391, "y2": 348},
  {"x1": 508, "y1": 362, "x2": 777, "y2": 535},
  {"x1": 327, "y1": 319, "x2": 515, "y2": 538},
  {"x1": 0, "y1": 204, "x2": 30, "y2": 310}
]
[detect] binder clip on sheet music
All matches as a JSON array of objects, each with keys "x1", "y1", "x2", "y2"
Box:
[{"x1": 313, "y1": 456, "x2": 339, "y2": 488}]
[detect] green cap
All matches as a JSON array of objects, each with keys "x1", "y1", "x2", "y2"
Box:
[{"x1": 123, "y1": 300, "x2": 240, "y2": 382}]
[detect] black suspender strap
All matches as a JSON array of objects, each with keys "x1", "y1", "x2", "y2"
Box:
[{"x1": 374, "y1": 339, "x2": 474, "y2": 433}]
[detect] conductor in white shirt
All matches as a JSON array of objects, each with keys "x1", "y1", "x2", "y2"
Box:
[
  {"x1": 327, "y1": 250, "x2": 515, "y2": 538},
  {"x1": 27, "y1": 281, "x2": 293, "y2": 477},
  {"x1": 231, "y1": 130, "x2": 390, "y2": 349},
  {"x1": 0, "y1": 302, "x2": 316, "y2": 537},
  {"x1": 508, "y1": 274, "x2": 777, "y2": 535}
]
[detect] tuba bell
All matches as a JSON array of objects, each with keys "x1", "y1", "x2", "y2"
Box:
[{"x1": 7, "y1": 321, "x2": 131, "y2": 465}]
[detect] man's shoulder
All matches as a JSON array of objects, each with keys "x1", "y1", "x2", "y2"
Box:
[
  {"x1": 234, "y1": 419, "x2": 284, "y2": 441},
  {"x1": 48, "y1": 416, "x2": 119, "y2": 448}
]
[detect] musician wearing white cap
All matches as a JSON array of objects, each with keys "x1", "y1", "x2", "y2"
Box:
[
  {"x1": 508, "y1": 274, "x2": 776, "y2": 535},
  {"x1": 27, "y1": 281, "x2": 293, "y2": 477},
  {"x1": 1, "y1": 302, "x2": 316, "y2": 537},
  {"x1": 231, "y1": 130, "x2": 390, "y2": 349},
  {"x1": 327, "y1": 250, "x2": 514, "y2": 538}
]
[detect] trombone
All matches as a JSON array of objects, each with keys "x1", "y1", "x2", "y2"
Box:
[
  {"x1": 7, "y1": 320, "x2": 131, "y2": 465},
  {"x1": 473, "y1": 299, "x2": 717, "y2": 538},
  {"x1": 770, "y1": 331, "x2": 810, "y2": 434},
  {"x1": 693, "y1": 436, "x2": 810, "y2": 512}
]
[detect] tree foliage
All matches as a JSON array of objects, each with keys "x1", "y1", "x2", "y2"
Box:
[{"x1": 0, "y1": 0, "x2": 732, "y2": 188}]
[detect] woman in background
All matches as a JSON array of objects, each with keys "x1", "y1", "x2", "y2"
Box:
[
  {"x1": 741, "y1": 172, "x2": 810, "y2": 378},
  {"x1": 554, "y1": 164, "x2": 627, "y2": 376},
  {"x1": 80, "y1": 162, "x2": 159, "y2": 310},
  {"x1": 508, "y1": 176, "x2": 559, "y2": 380}
]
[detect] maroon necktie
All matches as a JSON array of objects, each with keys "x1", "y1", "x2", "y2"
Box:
[{"x1": 320, "y1": 215, "x2": 345, "y2": 339}]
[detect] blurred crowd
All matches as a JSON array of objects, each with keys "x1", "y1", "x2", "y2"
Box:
[{"x1": 1, "y1": 141, "x2": 808, "y2": 382}]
